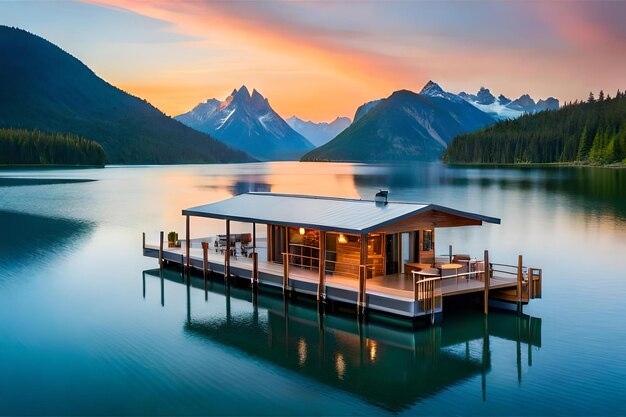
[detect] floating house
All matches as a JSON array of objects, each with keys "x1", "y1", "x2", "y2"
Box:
[{"x1": 143, "y1": 192, "x2": 541, "y2": 322}]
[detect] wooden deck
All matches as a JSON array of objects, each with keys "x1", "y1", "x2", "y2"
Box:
[{"x1": 144, "y1": 243, "x2": 518, "y2": 319}]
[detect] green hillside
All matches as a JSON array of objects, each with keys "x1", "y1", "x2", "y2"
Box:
[
  {"x1": 444, "y1": 91, "x2": 626, "y2": 165},
  {"x1": 0, "y1": 128, "x2": 106, "y2": 166},
  {"x1": 301, "y1": 89, "x2": 495, "y2": 162},
  {"x1": 0, "y1": 26, "x2": 251, "y2": 164}
]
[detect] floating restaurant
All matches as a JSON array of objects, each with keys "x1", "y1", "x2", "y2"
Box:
[{"x1": 143, "y1": 192, "x2": 542, "y2": 322}]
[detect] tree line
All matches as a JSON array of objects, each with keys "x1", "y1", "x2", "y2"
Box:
[
  {"x1": 444, "y1": 90, "x2": 626, "y2": 165},
  {"x1": 0, "y1": 128, "x2": 106, "y2": 166}
]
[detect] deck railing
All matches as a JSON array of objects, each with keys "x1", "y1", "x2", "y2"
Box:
[{"x1": 414, "y1": 275, "x2": 442, "y2": 322}]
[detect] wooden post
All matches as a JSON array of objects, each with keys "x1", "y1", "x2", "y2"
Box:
[
  {"x1": 529, "y1": 266, "x2": 535, "y2": 299},
  {"x1": 517, "y1": 254, "x2": 523, "y2": 311},
  {"x1": 483, "y1": 250, "x2": 490, "y2": 315},
  {"x1": 358, "y1": 234, "x2": 368, "y2": 314},
  {"x1": 185, "y1": 215, "x2": 190, "y2": 271},
  {"x1": 225, "y1": 220, "x2": 230, "y2": 281},
  {"x1": 252, "y1": 222, "x2": 258, "y2": 285},
  {"x1": 267, "y1": 225, "x2": 272, "y2": 262},
  {"x1": 252, "y1": 222, "x2": 256, "y2": 251},
  {"x1": 202, "y1": 241, "x2": 208, "y2": 282},
  {"x1": 283, "y1": 252, "x2": 289, "y2": 293},
  {"x1": 317, "y1": 231, "x2": 326, "y2": 301},
  {"x1": 397, "y1": 234, "x2": 402, "y2": 274},
  {"x1": 252, "y1": 252, "x2": 258, "y2": 285},
  {"x1": 159, "y1": 231, "x2": 164, "y2": 269}
]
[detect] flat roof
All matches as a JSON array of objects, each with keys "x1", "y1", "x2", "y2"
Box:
[{"x1": 182, "y1": 193, "x2": 500, "y2": 234}]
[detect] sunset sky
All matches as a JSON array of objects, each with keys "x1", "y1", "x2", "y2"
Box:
[{"x1": 1, "y1": 0, "x2": 625, "y2": 121}]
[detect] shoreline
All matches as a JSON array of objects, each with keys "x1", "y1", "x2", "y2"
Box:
[
  {"x1": 0, "y1": 164, "x2": 105, "y2": 170},
  {"x1": 445, "y1": 161, "x2": 626, "y2": 169}
]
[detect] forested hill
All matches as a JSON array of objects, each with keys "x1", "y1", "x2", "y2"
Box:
[
  {"x1": 0, "y1": 128, "x2": 106, "y2": 166},
  {"x1": 444, "y1": 91, "x2": 626, "y2": 165},
  {"x1": 0, "y1": 26, "x2": 251, "y2": 164}
]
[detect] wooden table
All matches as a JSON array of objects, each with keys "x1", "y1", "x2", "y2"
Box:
[
  {"x1": 404, "y1": 262, "x2": 432, "y2": 275},
  {"x1": 441, "y1": 263, "x2": 463, "y2": 283}
]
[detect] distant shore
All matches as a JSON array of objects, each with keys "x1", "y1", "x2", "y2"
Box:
[
  {"x1": 445, "y1": 161, "x2": 626, "y2": 169},
  {"x1": 0, "y1": 164, "x2": 104, "y2": 169}
]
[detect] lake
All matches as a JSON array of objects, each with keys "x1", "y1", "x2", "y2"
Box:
[{"x1": 1, "y1": 162, "x2": 625, "y2": 415}]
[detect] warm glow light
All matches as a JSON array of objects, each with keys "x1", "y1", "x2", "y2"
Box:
[
  {"x1": 338, "y1": 234, "x2": 347, "y2": 244},
  {"x1": 298, "y1": 337, "x2": 307, "y2": 367},
  {"x1": 299, "y1": 227, "x2": 305, "y2": 235},
  {"x1": 369, "y1": 340, "x2": 378, "y2": 362},
  {"x1": 335, "y1": 352, "x2": 346, "y2": 380}
]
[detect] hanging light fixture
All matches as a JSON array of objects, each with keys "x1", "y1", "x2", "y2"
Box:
[
  {"x1": 299, "y1": 227, "x2": 305, "y2": 235},
  {"x1": 338, "y1": 233, "x2": 347, "y2": 244}
]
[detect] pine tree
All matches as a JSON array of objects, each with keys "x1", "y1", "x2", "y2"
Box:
[
  {"x1": 577, "y1": 126, "x2": 589, "y2": 160},
  {"x1": 598, "y1": 90, "x2": 605, "y2": 102},
  {"x1": 588, "y1": 92, "x2": 596, "y2": 103},
  {"x1": 444, "y1": 91, "x2": 626, "y2": 165}
]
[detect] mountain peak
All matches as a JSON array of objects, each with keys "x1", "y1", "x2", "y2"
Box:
[
  {"x1": 476, "y1": 87, "x2": 496, "y2": 105},
  {"x1": 234, "y1": 85, "x2": 250, "y2": 99},
  {"x1": 175, "y1": 85, "x2": 314, "y2": 161},
  {"x1": 498, "y1": 94, "x2": 511, "y2": 105},
  {"x1": 251, "y1": 88, "x2": 266, "y2": 102},
  {"x1": 420, "y1": 80, "x2": 445, "y2": 96}
]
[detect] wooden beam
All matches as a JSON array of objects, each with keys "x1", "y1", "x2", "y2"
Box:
[
  {"x1": 372, "y1": 210, "x2": 482, "y2": 234},
  {"x1": 201, "y1": 241, "x2": 208, "y2": 284},
  {"x1": 484, "y1": 250, "x2": 490, "y2": 315},
  {"x1": 252, "y1": 222, "x2": 256, "y2": 251},
  {"x1": 225, "y1": 219, "x2": 230, "y2": 281},
  {"x1": 517, "y1": 255, "x2": 523, "y2": 310},
  {"x1": 159, "y1": 231, "x2": 164, "y2": 269},
  {"x1": 318, "y1": 231, "x2": 326, "y2": 301},
  {"x1": 185, "y1": 215, "x2": 190, "y2": 271},
  {"x1": 252, "y1": 252, "x2": 259, "y2": 285},
  {"x1": 283, "y1": 252, "x2": 289, "y2": 294},
  {"x1": 358, "y1": 233, "x2": 368, "y2": 314}
]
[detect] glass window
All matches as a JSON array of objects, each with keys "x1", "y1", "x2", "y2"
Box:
[{"x1": 423, "y1": 230, "x2": 433, "y2": 252}]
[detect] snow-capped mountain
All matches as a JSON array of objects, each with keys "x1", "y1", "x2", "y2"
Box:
[
  {"x1": 285, "y1": 116, "x2": 351, "y2": 147},
  {"x1": 459, "y1": 87, "x2": 559, "y2": 120},
  {"x1": 175, "y1": 86, "x2": 314, "y2": 161},
  {"x1": 420, "y1": 80, "x2": 465, "y2": 103},
  {"x1": 302, "y1": 81, "x2": 495, "y2": 162}
]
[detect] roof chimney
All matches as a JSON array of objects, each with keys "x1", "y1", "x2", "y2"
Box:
[{"x1": 375, "y1": 189, "x2": 388, "y2": 206}]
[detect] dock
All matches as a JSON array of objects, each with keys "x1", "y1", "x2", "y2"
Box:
[{"x1": 142, "y1": 192, "x2": 542, "y2": 322}]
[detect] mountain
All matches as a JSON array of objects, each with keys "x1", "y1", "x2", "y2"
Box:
[
  {"x1": 301, "y1": 82, "x2": 496, "y2": 162},
  {"x1": 0, "y1": 25, "x2": 250, "y2": 164},
  {"x1": 285, "y1": 116, "x2": 351, "y2": 147},
  {"x1": 444, "y1": 92, "x2": 626, "y2": 165},
  {"x1": 353, "y1": 99, "x2": 383, "y2": 122},
  {"x1": 459, "y1": 87, "x2": 559, "y2": 120},
  {"x1": 176, "y1": 87, "x2": 314, "y2": 161}
]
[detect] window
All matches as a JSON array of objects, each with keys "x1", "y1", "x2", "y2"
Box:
[{"x1": 423, "y1": 230, "x2": 433, "y2": 252}]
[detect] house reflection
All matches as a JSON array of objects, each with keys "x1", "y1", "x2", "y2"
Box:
[{"x1": 144, "y1": 268, "x2": 541, "y2": 411}]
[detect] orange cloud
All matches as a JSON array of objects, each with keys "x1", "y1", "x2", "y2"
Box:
[
  {"x1": 83, "y1": 0, "x2": 428, "y2": 120},
  {"x1": 79, "y1": 0, "x2": 626, "y2": 120}
]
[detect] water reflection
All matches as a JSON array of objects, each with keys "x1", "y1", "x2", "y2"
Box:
[
  {"x1": 0, "y1": 210, "x2": 94, "y2": 282},
  {"x1": 351, "y1": 164, "x2": 626, "y2": 224},
  {"x1": 0, "y1": 178, "x2": 95, "y2": 187},
  {"x1": 144, "y1": 268, "x2": 542, "y2": 412}
]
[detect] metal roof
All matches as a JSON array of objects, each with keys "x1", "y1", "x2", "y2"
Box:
[{"x1": 182, "y1": 193, "x2": 500, "y2": 233}]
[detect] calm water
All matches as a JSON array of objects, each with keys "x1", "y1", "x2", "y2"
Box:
[{"x1": 1, "y1": 162, "x2": 625, "y2": 415}]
